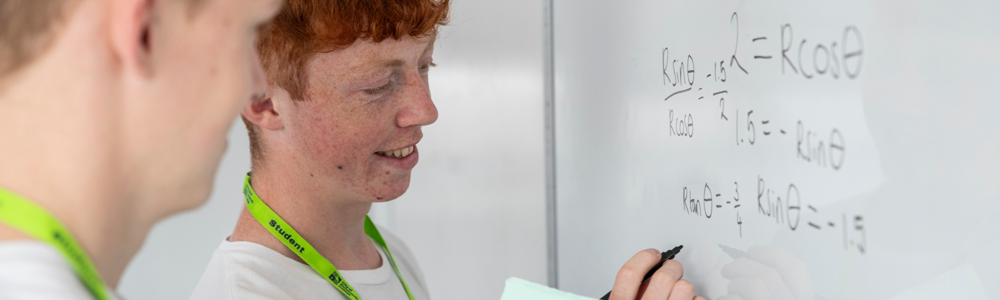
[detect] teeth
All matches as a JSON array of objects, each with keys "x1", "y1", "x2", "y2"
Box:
[{"x1": 378, "y1": 146, "x2": 415, "y2": 158}]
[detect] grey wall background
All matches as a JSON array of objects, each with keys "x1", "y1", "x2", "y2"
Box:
[{"x1": 117, "y1": 0, "x2": 548, "y2": 299}]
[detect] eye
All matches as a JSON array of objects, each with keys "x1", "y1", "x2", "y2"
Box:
[
  {"x1": 363, "y1": 79, "x2": 395, "y2": 95},
  {"x1": 419, "y1": 62, "x2": 436, "y2": 73}
]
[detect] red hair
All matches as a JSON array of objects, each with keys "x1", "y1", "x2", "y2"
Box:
[
  {"x1": 257, "y1": 0, "x2": 450, "y2": 101},
  {"x1": 247, "y1": 0, "x2": 450, "y2": 162}
]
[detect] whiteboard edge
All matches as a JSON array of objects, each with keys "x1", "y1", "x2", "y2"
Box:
[{"x1": 542, "y1": 0, "x2": 558, "y2": 289}]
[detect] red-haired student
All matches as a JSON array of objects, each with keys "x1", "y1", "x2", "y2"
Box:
[{"x1": 189, "y1": 0, "x2": 705, "y2": 299}]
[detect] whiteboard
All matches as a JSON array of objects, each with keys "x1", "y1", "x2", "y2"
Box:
[{"x1": 551, "y1": 0, "x2": 1000, "y2": 299}]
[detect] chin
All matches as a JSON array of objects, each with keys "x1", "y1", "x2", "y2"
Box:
[
  {"x1": 372, "y1": 188, "x2": 407, "y2": 203},
  {"x1": 370, "y1": 178, "x2": 411, "y2": 202},
  {"x1": 176, "y1": 177, "x2": 216, "y2": 213},
  {"x1": 166, "y1": 164, "x2": 219, "y2": 214}
]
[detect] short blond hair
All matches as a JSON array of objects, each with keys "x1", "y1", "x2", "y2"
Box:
[
  {"x1": 0, "y1": 0, "x2": 78, "y2": 81},
  {"x1": 0, "y1": 0, "x2": 209, "y2": 84}
]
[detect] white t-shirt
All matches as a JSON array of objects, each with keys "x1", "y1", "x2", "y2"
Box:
[
  {"x1": 190, "y1": 226, "x2": 430, "y2": 300},
  {"x1": 0, "y1": 241, "x2": 119, "y2": 300}
]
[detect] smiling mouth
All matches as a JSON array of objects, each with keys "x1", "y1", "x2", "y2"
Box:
[{"x1": 375, "y1": 145, "x2": 415, "y2": 159}]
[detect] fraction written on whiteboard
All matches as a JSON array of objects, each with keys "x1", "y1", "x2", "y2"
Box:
[
  {"x1": 664, "y1": 12, "x2": 868, "y2": 255},
  {"x1": 679, "y1": 178, "x2": 867, "y2": 254},
  {"x1": 662, "y1": 14, "x2": 860, "y2": 171}
]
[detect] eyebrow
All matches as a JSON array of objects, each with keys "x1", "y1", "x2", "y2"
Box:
[{"x1": 383, "y1": 59, "x2": 405, "y2": 68}]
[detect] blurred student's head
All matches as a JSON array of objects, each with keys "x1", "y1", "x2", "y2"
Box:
[{"x1": 0, "y1": 0, "x2": 282, "y2": 217}]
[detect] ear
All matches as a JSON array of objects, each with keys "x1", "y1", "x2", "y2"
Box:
[
  {"x1": 110, "y1": 0, "x2": 154, "y2": 77},
  {"x1": 242, "y1": 87, "x2": 285, "y2": 131}
]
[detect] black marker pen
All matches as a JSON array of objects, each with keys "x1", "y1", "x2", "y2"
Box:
[{"x1": 599, "y1": 245, "x2": 683, "y2": 300}]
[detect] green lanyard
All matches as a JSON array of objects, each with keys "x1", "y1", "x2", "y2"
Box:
[
  {"x1": 242, "y1": 174, "x2": 415, "y2": 300},
  {"x1": 0, "y1": 187, "x2": 110, "y2": 300}
]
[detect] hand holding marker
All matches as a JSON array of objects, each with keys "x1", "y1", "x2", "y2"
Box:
[{"x1": 601, "y1": 245, "x2": 684, "y2": 300}]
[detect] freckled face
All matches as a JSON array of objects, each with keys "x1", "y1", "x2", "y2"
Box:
[{"x1": 285, "y1": 36, "x2": 437, "y2": 203}]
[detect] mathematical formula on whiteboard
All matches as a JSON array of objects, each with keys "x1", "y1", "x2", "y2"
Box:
[{"x1": 550, "y1": 0, "x2": 1000, "y2": 298}]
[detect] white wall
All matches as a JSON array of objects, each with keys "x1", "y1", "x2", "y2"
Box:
[
  {"x1": 376, "y1": 0, "x2": 549, "y2": 297},
  {"x1": 117, "y1": 1, "x2": 548, "y2": 299}
]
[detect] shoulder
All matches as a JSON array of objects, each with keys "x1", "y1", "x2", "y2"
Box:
[
  {"x1": 190, "y1": 239, "x2": 333, "y2": 300},
  {"x1": 0, "y1": 241, "x2": 103, "y2": 300},
  {"x1": 375, "y1": 225, "x2": 417, "y2": 264}
]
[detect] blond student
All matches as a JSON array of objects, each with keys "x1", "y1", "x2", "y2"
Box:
[{"x1": 0, "y1": 0, "x2": 282, "y2": 299}]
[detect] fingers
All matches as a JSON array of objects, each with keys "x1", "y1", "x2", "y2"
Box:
[
  {"x1": 610, "y1": 249, "x2": 661, "y2": 300},
  {"x1": 639, "y1": 260, "x2": 684, "y2": 300},
  {"x1": 614, "y1": 250, "x2": 706, "y2": 300},
  {"x1": 664, "y1": 278, "x2": 695, "y2": 300},
  {"x1": 636, "y1": 279, "x2": 650, "y2": 297}
]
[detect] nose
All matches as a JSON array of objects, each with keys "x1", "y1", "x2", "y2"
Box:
[{"x1": 396, "y1": 72, "x2": 438, "y2": 128}]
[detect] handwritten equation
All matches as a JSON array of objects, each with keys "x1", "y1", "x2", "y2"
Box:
[
  {"x1": 662, "y1": 13, "x2": 864, "y2": 90},
  {"x1": 663, "y1": 13, "x2": 858, "y2": 171},
  {"x1": 680, "y1": 178, "x2": 867, "y2": 254},
  {"x1": 663, "y1": 13, "x2": 867, "y2": 254}
]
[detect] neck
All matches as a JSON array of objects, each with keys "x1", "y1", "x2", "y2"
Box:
[
  {"x1": 0, "y1": 6, "x2": 153, "y2": 286},
  {"x1": 0, "y1": 55, "x2": 149, "y2": 288},
  {"x1": 231, "y1": 165, "x2": 382, "y2": 270}
]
